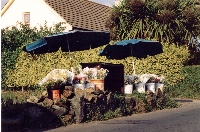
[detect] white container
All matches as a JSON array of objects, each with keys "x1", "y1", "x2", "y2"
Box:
[
  {"x1": 124, "y1": 85, "x2": 133, "y2": 94},
  {"x1": 146, "y1": 83, "x2": 156, "y2": 93},
  {"x1": 85, "y1": 83, "x2": 95, "y2": 89},
  {"x1": 135, "y1": 83, "x2": 145, "y2": 93},
  {"x1": 73, "y1": 84, "x2": 85, "y2": 90},
  {"x1": 155, "y1": 83, "x2": 164, "y2": 93}
]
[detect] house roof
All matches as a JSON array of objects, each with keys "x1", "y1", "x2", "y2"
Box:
[{"x1": 44, "y1": 0, "x2": 112, "y2": 31}]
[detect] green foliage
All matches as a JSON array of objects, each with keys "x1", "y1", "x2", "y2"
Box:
[
  {"x1": 122, "y1": 42, "x2": 190, "y2": 86},
  {"x1": 165, "y1": 65, "x2": 200, "y2": 99},
  {"x1": 1, "y1": 22, "x2": 66, "y2": 89},
  {"x1": 107, "y1": 0, "x2": 200, "y2": 45},
  {"x1": 156, "y1": 95, "x2": 179, "y2": 110},
  {"x1": 5, "y1": 41, "x2": 189, "y2": 88},
  {"x1": 132, "y1": 90, "x2": 178, "y2": 112}
]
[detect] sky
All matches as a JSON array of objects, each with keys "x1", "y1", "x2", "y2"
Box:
[{"x1": 1, "y1": 0, "x2": 115, "y2": 8}]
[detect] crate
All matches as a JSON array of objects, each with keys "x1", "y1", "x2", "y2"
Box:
[{"x1": 80, "y1": 62, "x2": 124, "y2": 92}]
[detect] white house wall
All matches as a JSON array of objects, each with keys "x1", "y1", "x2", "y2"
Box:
[{"x1": 1, "y1": 0, "x2": 72, "y2": 31}]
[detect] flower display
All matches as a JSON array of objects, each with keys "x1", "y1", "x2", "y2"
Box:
[
  {"x1": 82, "y1": 67, "x2": 109, "y2": 80},
  {"x1": 124, "y1": 75, "x2": 143, "y2": 85},
  {"x1": 155, "y1": 75, "x2": 166, "y2": 84},
  {"x1": 146, "y1": 76, "x2": 156, "y2": 83},
  {"x1": 72, "y1": 75, "x2": 87, "y2": 84},
  {"x1": 124, "y1": 75, "x2": 134, "y2": 85}
]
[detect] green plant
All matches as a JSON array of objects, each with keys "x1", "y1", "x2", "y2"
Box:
[
  {"x1": 124, "y1": 75, "x2": 134, "y2": 85},
  {"x1": 106, "y1": 0, "x2": 200, "y2": 45},
  {"x1": 1, "y1": 22, "x2": 66, "y2": 90},
  {"x1": 82, "y1": 67, "x2": 109, "y2": 80},
  {"x1": 146, "y1": 76, "x2": 156, "y2": 83},
  {"x1": 165, "y1": 65, "x2": 200, "y2": 99},
  {"x1": 42, "y1": 79, "x2": 64, "y2": 89}
]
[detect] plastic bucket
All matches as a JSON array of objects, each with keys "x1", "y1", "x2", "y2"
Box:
[
  {"x1": 73, "y1": 84, "x2": 85, "y2": 90},
  {"x1": 155, "y1": 83, "x2": 164, "y2": 93},
  {"x1": 85, "y1": 83, "x2": 95, "y2": 89},
  {"x1": 146, "y1": 83, "x2": 156, "y2": 93},
  {"x1": 135, "y1": 83, "x2": 145, "y2": 93},
  {"x1": 124, "y1": 85, "x2": 133, "y2": 94}
]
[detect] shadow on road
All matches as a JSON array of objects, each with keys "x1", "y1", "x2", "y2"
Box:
[
  {"x1": 174, "y1": 99, "x2": 193, "y2": 103},
  {"x1": 100, "y1": 120, "x2": 156, "y2": 125}
]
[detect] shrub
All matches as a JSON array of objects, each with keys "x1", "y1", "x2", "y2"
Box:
[
  {"x1": 165, "y1": 65, "x2": 200, "y2": 99},
  {"x1": 1, "y1": 22, "x2": 66, "y2": 89},
  {"x1": 5, "y1": 41, "x2": 190, "y2": 88}
]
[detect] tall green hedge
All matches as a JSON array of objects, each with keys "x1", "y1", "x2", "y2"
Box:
[
  {"x1": 1, "y1": 22, "x2": 66, "y2": 89},
  {"x1": 2, "y1": 23, "x2": 190, "y2": 89},
  {"x1": 166, "y1": 65, "x2": 200, "y2": 99},
  {"x1": 5, "y1": 42, "x2": 190, "y2": 88}
]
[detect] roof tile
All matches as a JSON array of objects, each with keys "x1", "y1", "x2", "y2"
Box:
[{"x1": 45, "y1": 0, "x2": 111, "y2": 31}]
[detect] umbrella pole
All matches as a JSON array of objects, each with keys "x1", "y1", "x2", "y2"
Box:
[
  {"x1": 130, "y1": 45, "x2": 136, "y2": 75},
  {"x1": 132, "y1": 58, "x2": 136, "y2": 75},
  {"x1": 66, "y1": 38, "x2": 73, "y2": 72}
]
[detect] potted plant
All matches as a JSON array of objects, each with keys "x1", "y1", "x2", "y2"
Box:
[
  {"x1": 82, "y1": 67, "x2": 109, "y2": 91},
  {"x1": 155, "y1": 75, "x2": 166, "y2": 93},
  {"x1": 133, "y1": 75, "x2": 145, "y2": 93},
  {"x1": 42, "y1": 79, "x2": 63, "y2": 99},
  {"x1": 145, "y1": 76, "x2": 156, "y2": 93},
  {"x1": 72, "y1": 76, "x2": 87, "y2": 90},
  {"x1": 123, "y1": 75, "x2": 134, "y2": 94}
]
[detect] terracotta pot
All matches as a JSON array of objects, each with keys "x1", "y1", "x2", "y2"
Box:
[
  {"x1": 52, "y1": 90, "x2": 60, "y2": 99},
  {"x1": 89, "y1": 79, "x2": 104, "y2": 91}
]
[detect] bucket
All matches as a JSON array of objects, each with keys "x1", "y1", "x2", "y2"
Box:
[
  {"x1": 89, "y1": 79, "x2": 104, "y2": 91},
  {"x1": 135, "y1": 83, "x2": 145, "y2": 93},
  {"x1": 155, "y1": 83, "x2": 164, "y2": 93},
  {"x1": 146, "y1": 83, "x2": 156, "y2": 93},
  {"x1": 85, "y1": 83, "x2": 95, "y2": 89},
  {"x1": 52, "y1": 90, "x2": 60, "y2": 99},
  {"x1": 73, "y1": 84, "x2": 85, "y2": 90},
  {"x1": 124, "y1": 85, "x2": 133, "y2": 94}
]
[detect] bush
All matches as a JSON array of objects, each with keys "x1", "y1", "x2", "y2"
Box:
[
  {"x1": 1, "y1": 22, "x2": 66, "y2": 89},
  {"x1": 165, "y1": 65, "x2": 200, "y2": 99},
  {"x1": 5, "y1": 41, "x2": 190, "y2": 88}
]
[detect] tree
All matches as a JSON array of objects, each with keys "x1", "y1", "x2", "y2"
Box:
[{"x1": 106, "y1": 0, "x2": 200, "y2": 45}]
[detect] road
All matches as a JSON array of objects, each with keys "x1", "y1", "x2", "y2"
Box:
[{"x1": 29, "y1": 99, "x2": 200, "y2": 132}]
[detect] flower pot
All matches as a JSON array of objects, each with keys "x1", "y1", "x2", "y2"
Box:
[
  {"x1": 89, "y1": 79, "x2": 104, "y2": 91},
  {"x1": 124, "y1": 84, "x2": 133, "y2": 94},
  {"x1": 73, "y1": 84, "x2": 85, "y2": 90},
  {"x1": 85, "y1": 83, "x2": 95, "y2": 89},
  {"x1": 145, "y1": 83, "x2": 156, "y2": 93},
  {"x1": 135, "y1": 83, "x2": 145, "y2": 93},
  {"x1": 47, "y1": 87, "x2": 60, "y2": 99},
  {"x1": 52, "y1": 90, "x2": 60, "y2": 99},
  {"x1": 155, "y1": 83, "x2": 164, "y2": 93}
]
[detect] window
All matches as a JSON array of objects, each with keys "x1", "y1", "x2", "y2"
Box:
[{"x1": 23, "y1": 12, "x2": 30, "y2": 26}]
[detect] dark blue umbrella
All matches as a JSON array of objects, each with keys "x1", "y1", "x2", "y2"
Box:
[
  {"x1": 99, "y1": 39, "x2": 163, "y2": 59},
  {"x1": 99, "y1": 39, "x2": 163, "y2": 74},
  {"x1": 23, "y1": 30, "x2": 110, "y2": 54}
]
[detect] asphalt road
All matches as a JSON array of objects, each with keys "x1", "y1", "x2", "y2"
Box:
[{"x1": 29, "y1": 99, "x2": 200, "y2": 132}]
